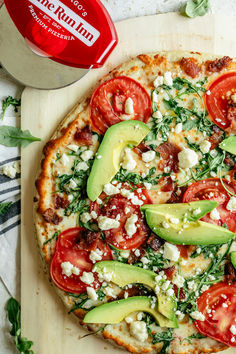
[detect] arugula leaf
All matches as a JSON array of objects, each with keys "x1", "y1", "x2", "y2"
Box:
[
  {"x1": 0, "y1": 201, "x2": 12, "y2": 216},
  {"x1": 6, "y1": 298, "x2": 34, "y2": 354},
  {"x1": 114, "y1": 167, "x2": 170, "y2": 187},
  {"x1": 43, "y1": 230, "x2": 61, "y2": 245},
  {"x1": 190, "y1": 244, "x2": 224, "y2": 259},
  {"x1": 183, "y1": 0, "x2": 210, "y2": 18},
  {"x1": 152, "y1": 329, "x2": 174, "y2": 352},
  {"x1": 184, "y1": 137, "x2": 200, "y2": 152},
  {"x1": 0, "y1": 126, "x2": 41, "y2": 147},
  {"x1": 109, "y1": 244, "x2": 129, "y2": 263},
  {"x1": 1, "y1": 96, "x2": 21, "y2": 120},
  {"x1": 135, "y1": 246, "x2": 169, "y2": 271}
]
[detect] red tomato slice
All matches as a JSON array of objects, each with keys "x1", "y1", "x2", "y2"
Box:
[
  {"x1": 205, "y1": 72, "x2": 236, "y2": 130},
  {"x1": 91, "y1": 187, "x2": 152, "y2": 250},
  {"x1": 183, "y1": 178, "x2": 236, "y2": 233},
  {"x1": 50, "y1": 227, "x2": 112, "y2": 294},
  {"x1": 195, "y1": 282, "x2": 236, "y2": 347},
  {"x1": 90, "y1": 76, "x2": 152, "y2": 134}
]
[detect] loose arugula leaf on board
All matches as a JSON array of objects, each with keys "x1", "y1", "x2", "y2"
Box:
[
  {"x1": 1, "y1": 96, "x2": 21, "y2": 120},
  {"x1": 0, "y1": 202, "x2": 12, "y2": 216},
  {"x1": 0, "y1": 126, "x2": 41, "y2": 147},
  {"x1": 183, "y1": 0, "x2": 210, "y2": 18},
  {"x1": 6, "y1": 298, "x2": 34, "y2": 354}
]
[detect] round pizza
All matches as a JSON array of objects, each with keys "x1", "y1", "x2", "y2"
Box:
[{"x1": 34, "y1": 51, "x2": 236, "y2": 354}]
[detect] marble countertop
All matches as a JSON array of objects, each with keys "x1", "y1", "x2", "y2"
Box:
[{"x1": 1, "y1": 1, "x2": 236, "y2": 353}]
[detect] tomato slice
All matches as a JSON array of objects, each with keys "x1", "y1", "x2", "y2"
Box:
[
  {"x1": 205, "y1": 72, "x2": 236, "y2": 130},
  {"x1": 195, "y1": 282, "x2": 236, "y2": 347},
  {"x1": 183, "y1": 178, "x2": 236, "y2": 233},
  {"x1": 90, "y1": 76, "x2": 152, "y2": 134},
  {"x1": 91, "y1": 187, "x2": 152, "y2": 250},
  {"x1": 50, "y1": 227, "x2": 113, "y2": 294}
]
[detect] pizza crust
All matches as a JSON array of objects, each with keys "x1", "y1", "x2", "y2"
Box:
[{"x1": 34, "y1": 51, "x2": 236, "y2": 353}]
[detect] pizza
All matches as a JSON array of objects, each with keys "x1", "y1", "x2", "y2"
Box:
[{"x1": 34, "y1": 51, "x2": 236, "y2": 354}]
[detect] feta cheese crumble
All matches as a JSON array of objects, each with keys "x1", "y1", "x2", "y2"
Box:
[
  {"x1": 89, "y1": 249, "x2": 103, "y2": 263},
  {"x1": 130, "y1": 321, "x2": 148, "y2": 342},
  {"x1": 1, "y1": 161, "x2": 20, "y2": 179},
  {"x1": 80, "y1": 272, "x2": 94, "y2": 284},
  {"x1": 178, "y1": 148, "x2": 199, "y2": 169},
  {"x1": 164, "y1": 71, "x2": 173, "y2": 86},
  {"x1": 230, "y1": 325, "x2": 236, "y2": 335},
  {"x1": 154, "y1": 75, "x2": 164, "y2": 88},
  {"x1": 125, "y1": 97, "x2": 134, "y2": 115},
  {"x1": 98, "y1": 216, "x2": 120, "y2": 231},
  {"x1": 200, "y1": 140, "x2": 211, "y2": 154},
  {"x1": 103, "y1": 183, "x2": 119, "y2": 195},
  {"x1": 142, "y1": 150, "x2": 156, "y2": 163},
  {"x1": 226, "y1": 197, "x2": 236, "y2": 212},
  {"x1": 81, "y1": 150, "x2": 93, "y2": 161},
  {"x1": 125, "y1": 214, "x2": 138, "y2": 237},
  {"x1": 86, "y1": 287, "x2": 98, "y2": 301},
  {"x1": 190, "y1": 311, "x2": 205, "y2": 321},
  {"x1": 61, "y1": 261, "x2": 80, "y2": 277},
  {"x1": 163, "y1": 243, "x2": 180, "y2": 262},
  {"x1": 210, "y1": 208, "x2": 220, "y2": 221},
  {"x1": 122, "y1": 148, "x2": 136, "y2": 171}
]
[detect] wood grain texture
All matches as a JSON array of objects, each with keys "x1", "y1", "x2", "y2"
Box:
[{"x1": 21, "y1": 13, "x2": 236, "y2": 354}]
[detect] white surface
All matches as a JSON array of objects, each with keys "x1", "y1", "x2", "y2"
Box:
[{"x1": 1, "y1": 0, "x2": 236, "y2": 353}]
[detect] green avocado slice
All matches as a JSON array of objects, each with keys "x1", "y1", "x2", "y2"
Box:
[
  {"x1": 230, "y1": 251, "x2": 236, "y2": 270},
  {"x1": 83, "y1": 296, "x2": 177, "y2": 327},
  {"x1": 141, "y1": 200, "x2": 218, "y2": 222},
  {"x1": 93, "y1": 261, "x2": 177, "y2": 321},
  {"x1": 87, "y1": 120, "x2": 150, "y2": 201},
  {"x1": 219, "y1": 136, "x2": 236, "y2": 155},
  {"x1": 144, "y1": 209, "x2": 234, "y2": 245}
]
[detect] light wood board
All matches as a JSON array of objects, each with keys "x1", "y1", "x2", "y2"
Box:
[{"x1": 21, "y1": 13, "x2": 236, "y2": 354}]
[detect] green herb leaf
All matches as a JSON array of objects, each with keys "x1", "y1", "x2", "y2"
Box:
[
  {"x1": 183, "y1": 0, "x2": 210, "y2": 18},
  {"x1": 0, "y1": 202, "x2": 12, "y2": 216},
  {"x1": 152, "y1": 329, "x2": 174, "y2": 352},
  {"x1": 43, "y1": 230, "x2": 61, "y2": 245},
  {"x1": 1, "y1": 96, "x2": 21, "y2": 120},
  {"x1": 0, "y1": 126, "x2": 41, "y2": 147},
  {"x1": 6, "y1": 297, "x2": 34, "y2": 353}
]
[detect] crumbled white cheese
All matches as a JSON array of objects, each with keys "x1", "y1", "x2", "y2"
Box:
[
  {"x1": 200, "y1": 140, "x2": 211, "y2": 154},
  {"x1": 80, "y1": 271, "x2": 94, "y2": 284},
  {"x1": 187, "y1": 280, "x2": 197, "y2": 291},
  {"x1": 124, "y1": 207, "x2": 130, "y2": 214},
  {"x1": 61, "y1": 153, "x2": 70, "y2": 166},
  {"x1": 152, "y1": 91, "x2": 159, "y2": 103},
  {"x1": 154, "y1": 75, "x2": 164, "y2": 88},
  {"x1": 120, "y1": 250, "x2": 130, "y2": 258},
  {"x1": 130, "y1": 321, "x2": 148, "y2": 342},
  {"x1": 69, "y1": 179, "x2": 77, "y2": 189},
  {"x1": 161, "y1": 280, "x2": 171, "y2": 291},
  {"x1": 172, "y1": 274, "x2": 185, "y2": 288},
  {"x1": 222, "y1": 303, "x2": 228, "y2": 308},
  {"x1": 68, "y1": 194, "x2": 73, "y2": 202},
  {"x1": 210, "y1": 208, "x2": 220, "y2": 220},
  {"x1": 166, "y1": 288, "x2": 175, "y2": 297},
  {"x1": 143, "y1": 182, "x2": 152, "y2": 190},
  {"x1": 231, "y1": 93, "x2": 236, "y2": 103},
  {"x1": 130, "y1": 195, "x2": 143, "y2": 206},
  {"x1": 142, "y1": 150, "x2": 156, "y2": 163},
  {"x1": 134, "y1": 249, "x2": 141, "y2": 257},
  {"x1": 201, "y1": 285, "x2": 210, "y2": 293},
  {"x1": 193, "y1": 208, "x2": 201, "y2": 216},
  {"x1": 86, "y1": 287, "x2": 98, "y2": 301},
  {"x1": 226, "y1": 197, "x2": 236, "y2": 212},
  {"x1": 152, "y1": 110, "x2": 163, "y2": 120},
  {"x1": 80, "y1": 212, "x2": 91, "y2": 223},
  {"x1": 103, "y1": 183, "x2": 120, "y2": 196},
  {"x1": 230, "y1": 325, "x2": 236, "y2": 335},
  {"x1": 98, "y1": 216, "x2": 120, "y2": 230},
  {"x1": 1, "y1": 162, "x2": 20, "y2": 179},
  {"x1": 125, "y1": 214, "x2": 138, "y2": 237},
  {"x1": 163, "y1": 243, "x2": 180, "y2": 262},
  {"x1": 190, "y1": 311, "x2": 205, "y2": 321},
  {"x1": 137, "y1": 312, "x2": 143, "y2": 321},
  {"x1": 154, "y1": 284, "x2": 160, "y2": 294},
  {"x1": 125, "y1": 97, "x2": 134, "y2": 115},
  {"x1": 96, "y1": 197, "x2": 102, "y2": 205},
  {"x1": 175, "y1": 310, "x2": 185, "y2": 321},
  {"x1": 164, "y1": 71, "x2": 173, "y2": 86},
  {"x1": 81, "y1": 150, "x2": 93, "y2": 161},
  {"x1": 162, "y1": 221, "x2": 170, "y2": 229},
  {"x1": 90, "y1": 211, "x2": 97, "y2": 219},
  {"x1": 89, "y1": 248, "x2": 103, "y2": 263},
  {"x1": 210, "y1": 149, "x2": 218, "y2": 157},
  {"x1": 122, "y1": 148, "x2": 136, "y2": 171},
  {"x1": 141, "y1": 256, "x2": 149, "y2": 264},
  {"x1": 178, "y1": 148, "x2": 199, "y2": 169},
  {"x1": 61, "y1": 261, "x2": 80, "y2": 277},
  {"x1": 125, "y1": 316, "x2": 133, "y2": 324},
  {"x1": 175, "y1": 123, "x2": 182, "y2": 134},
  {"x1": 105, "y1": 286, "x2": 117, "y2": 298},
  {"x1": 170, "y1": 217, "x2": 179, "y2": 224},
  {"x1": 67, "y1": 144, "x2": 78, "y2": 152},
  {"x1": 76, "y1": 161, "x2": 89, "y2": 171}
]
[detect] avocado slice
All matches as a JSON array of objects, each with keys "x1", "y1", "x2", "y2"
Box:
[
  {"x1": 141, "y1": 200, "x2": 218, "y2": 222},
  {"x1": 144, "y1": 209, "x2": 234, "y2": 245},
  {"x1": 219, "y1": 136, "x2": 236, "y2": 155},
  {"x1": 94, "y1": 261, "x2": 177, "y2": 321},
  {"x1": 87, "y1": 120, "x2": 150, "y2": 201},
  {"x1": 230, "y1": 251, "x2": 236, "y2": 270},
  {"x1": 83, "y1": 296, "x2": 177, "y2": 327}
]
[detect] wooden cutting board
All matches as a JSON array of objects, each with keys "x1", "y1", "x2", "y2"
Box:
[{"x1": 21, "y1": 13, "x2": 236, "y2": 354}]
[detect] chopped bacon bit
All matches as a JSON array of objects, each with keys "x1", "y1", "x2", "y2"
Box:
[
  {"x1": 208, "y1": 125, "x2": 224, "y2": 149},
  {"x1": 157, "y1": 142, "x2": 181, "y2": 173},
  {"x1": 113, "y1": 93, "x2": 126, "y2": 113},
  {"x1": 224, "y1": 154, "x2": 234, "y2": 168},
  {"x1": 167, "y1": 187, "x2": 187, "y2": 204},
  {"x1": 128, "y1": 248, "x2": 145, "y2": 265},
  {"x1": 54, "y1": 195, "x2": 69, "y2": 209},
  {"x1": 173, "y1": 284, "x2": 186, "y2": 300},
  {"x1": 225, "y1": 262, "x2": 236, "y2": 283},
  {"x1": 159, "y1": 176, "x2": 175, "y2": 193},
  {"x1": 226, "y1": 104, "x2": 236, "y2": 134},
  {"x1": 177, "y1": 245, "x2": 189, "y2": 259},
  {"x1": 164, "y1": 266, "x2": 176, "y2": 279},
  {"x1": 42, "y1": 208, "x2": 62, "y2": 225},
  {"x1": 117, "y1": 285, "x2": 150, "y2": 300},
  {"x1": 147, "y1": 233, "x2": 164, "y2": 251},
  {"x1": 206, "y1": 56, "x2": 232, "y2": 73},
  {"x1": 133, "y1": 142, "x2": 152, "y2": 155},
  {"x1": 180, "y1": 57, "x2": 201, "y2": 78},
  {"x1": 81, "y1": 230, "x2": 100, "y2": 246},
  {"x1": 74, "y1": 125, "x2": 93, "y2": 146}
]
